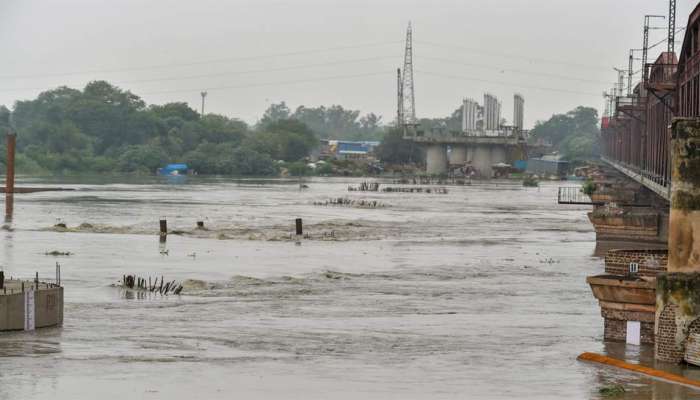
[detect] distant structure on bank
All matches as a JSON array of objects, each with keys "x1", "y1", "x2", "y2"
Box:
[
  {"x1": 318, "y1": 140, "x2": 380, "y2": 161},
  {"x1": 396, "y1": 23, "x2": 529, "y2": 177}
]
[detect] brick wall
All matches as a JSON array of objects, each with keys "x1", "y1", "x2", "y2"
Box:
[
  {"x1": 601, "y1": 308, "x2": 655, "y2": 323},
  {"x1": 604, "y1": 318, "x2": 626, "y2": 341},
  {"x1": 605, "y1": 249, "x2": 668, "y2": 277},
  {"x1": 642, "y1": 321, "x2": 656, "y2": 344},
  {"x1": 685, "y1": 320, "x2": 700, "y2": 365},
  {"x1": 602, "y1": 311, "x2": 655, "y2": 344},
  {"x1": 656, "y1": 303, "x2": 685, "y2": 363},
  {"x1": 588, "y1": 212, "x2": 661, "y2": 242}
]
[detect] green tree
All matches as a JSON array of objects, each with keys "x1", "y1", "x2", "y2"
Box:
[
  {"x1": 376, "y1": 127, "x2": 423, "y2": 164},
  {"x1": 259, "y1": 101, "x2": 291, "y2": 126},
  {"x1": 248, "y1": 118, "x2": 317, "y2": 161},
  {"x1": 149, "y1": 102, "x2": 199, "y2": 121},
  {"x1": 118, "y1": 144, "x2": 168, "y2": 173},
  {"x1": 529, "y1": 106, "x2": 600, "y2": 161}
]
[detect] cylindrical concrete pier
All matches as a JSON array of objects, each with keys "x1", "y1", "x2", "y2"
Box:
[
  {"x1": 490, "y1": 146, "x2": 507, "y2": 166},
  {"x1": 655, "y1": 119, "x2": 700, "y2": 363},
  {"x1": 426, "y1": 144, "x2": 448, "y2": 175},
  {"x1": 449, "y1": 146, "x2": 468, "y2": 165},
  {"x1": 0, "y1": 279, "x2": 63, "y2": 331},
  {"x1": 471, "y1": 145, "x2": 493, "y2": 178}
]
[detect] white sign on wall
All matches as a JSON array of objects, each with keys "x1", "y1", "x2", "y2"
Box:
[
  {"x1": 626, "y1": 321, "x2": 640, "y2": 346},
  {"x1": 24, "y1": 289, "x2": 35, "y2": 331},
  {"x1": 629, "y1": 262, "x2": 639, "y2": 274}
]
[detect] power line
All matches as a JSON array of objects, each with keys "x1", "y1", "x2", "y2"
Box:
[
  {"x1": 138, "y1": 71, "x2": 394, "y2": 96},
  {"x1": 0, "y1": 41, "x2": 403, "y2": 81},
  {"x1": 418, "y1": 55, "x2": 610, "y2": 85},
  {"x1": 416, "y1": 40, "x2": 613, "y2": 71},
  {"x1": 0, "y1": 56, "x2": 399, "y2": 94},
  {"x1": 647, "y1": 26, "x2": 686, "y2": 51},
  {"x1": 415, "y1": 70, "x2": 601, "y2": 97},
  {"x1": 111, "y1": 55, "x2": 398, "y2": 86}
]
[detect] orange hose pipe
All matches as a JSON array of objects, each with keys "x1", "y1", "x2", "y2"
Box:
[{"x1": 578, "y1": 352, "x2": 700, "y2": 389}]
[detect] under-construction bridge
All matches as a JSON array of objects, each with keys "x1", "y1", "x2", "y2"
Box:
[{"x1": 396, "y1": 23, "x2": 527, "y2": 177}]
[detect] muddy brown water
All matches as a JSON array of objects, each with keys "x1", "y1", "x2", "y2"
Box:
[{"x1": 0, "y1": 176, "x2": 697, "y2": 399}]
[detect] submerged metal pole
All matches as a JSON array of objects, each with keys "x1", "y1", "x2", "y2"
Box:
[
  {"x1": 5, "y1": 132, "x2": 15, "y2": 221},
  {"x1": 295, "y1": 218, "x2": 303, "y2": 236}
]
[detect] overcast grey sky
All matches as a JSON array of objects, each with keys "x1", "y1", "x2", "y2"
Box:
[{"x1": 0, "y1": 0, "x2": 695, "y2": 128}]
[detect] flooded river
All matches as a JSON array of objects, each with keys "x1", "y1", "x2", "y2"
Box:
[{"x1": 0, "y1": 176, "x2": 697, "y2": 399}]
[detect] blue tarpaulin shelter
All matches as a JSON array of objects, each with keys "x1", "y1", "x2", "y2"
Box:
[{"x1": 158, "y1": 163, "x2": 189, "y2": 175}]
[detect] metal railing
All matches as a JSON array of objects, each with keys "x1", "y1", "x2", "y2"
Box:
[
  {"x1": 616, "y1": 96, "x2": 644, "y2": 109},
  {"x1": 557, "y1": 186, "x2": 601, "y2": 205},
  {"x1": 645, "y1": 62, "x2": 677, "y2": 87}
]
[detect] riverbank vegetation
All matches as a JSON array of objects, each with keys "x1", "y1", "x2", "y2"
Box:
[
  {"x1": 0, "y1": 81, "x2": 384, "y2": 176},
  {"x1": 528, "y1": 106, "x2": 600, "y2": 162},
  {"x1": 0, "y1": 80, "x2": 600, "y2": 176}
]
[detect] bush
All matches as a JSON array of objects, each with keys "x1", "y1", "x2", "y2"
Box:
[
  {"x1": 582, "y1": 179, "x2": 596, "y2": 195},
  {"x1": 286, "y1": 161, "x2": 311, "y2": 176}
]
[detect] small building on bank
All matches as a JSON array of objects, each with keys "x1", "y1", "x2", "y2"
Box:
[{"x1": 317, "y1": 140, "x2": 380, "y2": 161}]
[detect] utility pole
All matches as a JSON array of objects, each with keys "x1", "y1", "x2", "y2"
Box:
[
  {"x1": 609, "y1": 87, "x2": 616, "y2": 116},
  {"x1": 628, "y1": 49, "x2": 642, "y2": 95},
  {"x1": 200, "y1": 91, "x2": 208, "y2": 117},
  {"x1": 642, "y1": 15, "x2": 665, "y2": 83},
  {"x1": 614, "y1": 68, "x2": 626, "y2": 98},
  {"x1": 668, "y1": 0, "x2": 677, "y2": 54},
  {"x1": 396, "y1": 68, "x2": 403, "y2": 128}
]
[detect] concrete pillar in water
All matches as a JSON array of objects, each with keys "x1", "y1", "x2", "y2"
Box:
[
  {"x1": 471, "y1": 145, "x2": 493, "y2": 178},
  {"x1": 655, "y1": 119, "x2": 700, "y2": 363},
  {"x1": 425, "y1": 144, "x2": 447, "y2": 175},
  {"x1": 490, "y1": 146, "x2": 507, "y2": 166},
  {"x1": 449, "y1": 145, "x2": 468, "y2": 165}
]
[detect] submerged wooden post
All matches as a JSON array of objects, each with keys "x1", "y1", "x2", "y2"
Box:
[
  {"x1": 295, "y1": 218, "x2": 303, "y2": 236},
  {"x1": 159, "y1": 219, "x2": 167, "y2": 242},
  {"x1": 5, "y1": 132, "x2": 15, "y2": 221}
]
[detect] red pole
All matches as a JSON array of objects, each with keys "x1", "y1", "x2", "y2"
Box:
[{"x1": 5, "y1": 132, "x2": 15, "y2": 221}]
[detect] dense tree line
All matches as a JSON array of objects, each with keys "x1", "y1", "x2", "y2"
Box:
[
  {"x1": 528, "y1": 106, "x2": 600, "y2": 161},
  {"x1": 0, "y1": 81, "x2": 322, "y2": 175},
  {"x1": 0, "y1": 80, "x2": 600, "y2": 175},
  {"x1": 259, "y1": 101, "x2": 383, "y2": 141}
]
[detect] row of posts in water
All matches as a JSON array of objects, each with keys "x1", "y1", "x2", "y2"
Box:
[
  {"x1": 347, "y1": 182, "x2": 448, "y2": 194},
  {"x1": 313, "y1": 198, "x2": 387, "y2": 208},
  {"x1": 158, "y1": 218, "x2": 305, "y2": 238},
  {"x1": 122, "y1": 274, "x2": 183, "y2": 295}
]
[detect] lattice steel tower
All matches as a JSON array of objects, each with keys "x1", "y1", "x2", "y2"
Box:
[
  {"x1": 401, "y1": 22, "x2": 417, "y2": 133},
  {"x1": 668, "y1": 0, "x2": 677, "y2": 53}
]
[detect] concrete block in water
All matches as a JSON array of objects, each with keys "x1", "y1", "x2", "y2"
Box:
[{"x1": 0, "y1": 280, "x2": 63, "y2": 331}]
